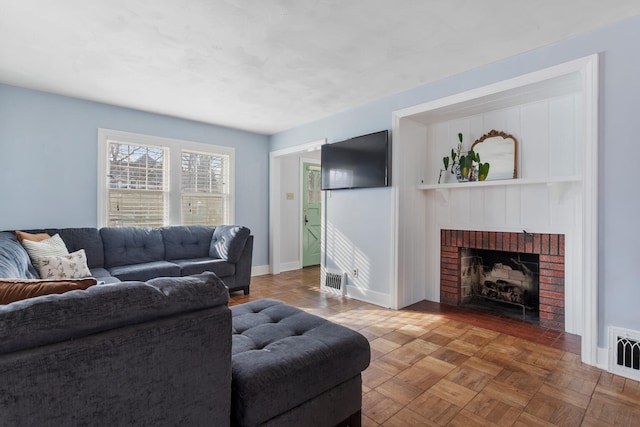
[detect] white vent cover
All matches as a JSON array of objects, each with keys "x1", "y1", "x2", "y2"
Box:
[
  {"x1": 322, "y1": 270, "x2": 346, "y2": 295},
  {"x1": 609, "y1": 327, "x2": 640, "y2": 381}
]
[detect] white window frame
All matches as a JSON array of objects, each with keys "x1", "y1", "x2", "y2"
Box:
[{"x1": 97, "y1": 128, "x2": 235, "y2": 227}]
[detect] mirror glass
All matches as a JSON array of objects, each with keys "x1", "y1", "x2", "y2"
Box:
[{"x1": 471, "y1": 131, "x2": 517, "y2": 180}]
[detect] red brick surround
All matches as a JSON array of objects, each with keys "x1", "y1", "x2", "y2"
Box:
[{"x1": 440, "y1": 229, "x2": 565, "y2": 330}]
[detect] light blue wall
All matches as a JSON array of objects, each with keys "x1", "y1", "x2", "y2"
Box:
[
  {"x1": 0, "y1": 84, "x2": 270, "y2": 266},
  {"x1": 271, "y1": 16, "x2": 640, "y2": 346}
]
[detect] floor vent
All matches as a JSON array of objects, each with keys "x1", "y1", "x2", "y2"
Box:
[
  {"x1": 322, "y1": 271, "x2": 346, "y2": 295},
  {"x1": 609, "y1": 327, "x2": 640, "y2": 381}
]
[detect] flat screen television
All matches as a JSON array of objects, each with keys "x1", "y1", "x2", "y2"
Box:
[{"x1": 321, "y1": 130, "x2": 390, "y2": 190}]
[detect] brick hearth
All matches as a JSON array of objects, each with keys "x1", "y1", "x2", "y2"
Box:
[{"x1": 440, "y1": 229, "x2": 565, "y2": 330}]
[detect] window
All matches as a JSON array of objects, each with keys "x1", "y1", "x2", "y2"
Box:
[
  {"x1": 98, "y1": 129, "x2": 234, "y2": 227},
  {"x1": 181, "y1": 150, "x2": 229, "y2": 225},
  {"x1": 107, "y1": 142, "x2": 169, "y2": 227}
]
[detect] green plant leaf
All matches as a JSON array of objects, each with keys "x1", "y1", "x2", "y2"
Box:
[
  {"x1": 443, "y1": 157, "x2": 449, "y2": 170},
  {"x1": 458, "y1": 133, "x2": 463, "y2": 143},
  {"x1": 478, "y1": 163, "x2": 490, "y2": 181}
]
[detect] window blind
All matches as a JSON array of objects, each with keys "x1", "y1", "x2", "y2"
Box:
[
  {"x1": 181, "y1": 150, "x2": 229, "y2": 226},
  {"x1": 107, "y1": 141, "x2": 169, "y2": 227}
]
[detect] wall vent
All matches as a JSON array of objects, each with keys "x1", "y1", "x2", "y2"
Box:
[
  {"x1": 609, "y1": 327, "x2": 640, "y2": 381},
  {"x1": 322, "y1": 271, "x2": 346, "y2": 295}
]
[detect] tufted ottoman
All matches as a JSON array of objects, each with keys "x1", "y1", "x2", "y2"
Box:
[{"x1": 230, "y1": 299, "x2": 370, "y2": 427}]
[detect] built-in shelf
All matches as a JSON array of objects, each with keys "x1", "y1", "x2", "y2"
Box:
[{"x1": 416, "y1": 175, "x2": 582, "y2": 190}]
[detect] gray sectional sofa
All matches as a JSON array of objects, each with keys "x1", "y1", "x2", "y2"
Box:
[
  {"x1": 4, "y1": 224, "x2": 254, "y2": 294},
  {"x1": 0, "y1": 227, "x2": 371, "y2": 426}
]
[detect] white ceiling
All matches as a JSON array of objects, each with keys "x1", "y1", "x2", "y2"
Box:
[{"x1": 1, "y1": 1, "x2": 639, "y2": 135}]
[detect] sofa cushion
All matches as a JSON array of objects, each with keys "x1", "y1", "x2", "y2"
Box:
[
  {"x1": 108, "y1": 260, "x2": 180, "y2": 282},
  {"x1": 172, "y1": 258, "x2": 235, "y2": 278},
  {"x1": 20, "y1": 228, "x2": 106, "y2": 269},
  {"x1": 230, "y1": 299, "x2": 371, "y2": 426},
  {"x1": 209, "y1": 225, "x2": 250, "y2": 263},
  {"x1": 101, "y1": 227, "x2": 165, "y2": 268},
  {"x1": 147, "y1": 271, "x2": 230, "y2": 300},
  {"x1": 0, "y1": 232, "x2": 38, "y2": 279},
  {"x1": 90, "y1": 267, "x2": 121, "y2": 284},
  {"x1": 56, "y1": 228, "x2": 105, "y2": 269},
  {"x1": 162, "y1": 225, "x2": 214, "y2": 260},
  {"x1": 0, "y1": 277, "x2": 97, "y2": 305}
]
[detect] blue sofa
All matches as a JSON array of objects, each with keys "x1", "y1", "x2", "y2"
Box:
[{"x1": 2, "y1": 224, "x2": 254, "y2": 294}]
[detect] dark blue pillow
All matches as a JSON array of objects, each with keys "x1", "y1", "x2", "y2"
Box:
[
  {"x1": 0, "y1": 232, "x2": 38, "y2": 279},
  {"x1": 209, "y1": 226, "x2": 250, "y2": 263}
]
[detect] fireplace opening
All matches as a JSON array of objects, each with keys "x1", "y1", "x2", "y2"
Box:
[{"x1": 460, "y1": 248, "x2": 540, "y2": 323}]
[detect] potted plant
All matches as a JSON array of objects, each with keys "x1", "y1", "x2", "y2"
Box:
[
  {"x1": 438, "y1": 133, "x2": 463, "y2": 184},
  {"x1": 439, "y1": 133, "x2": 490, "y2": 183}
]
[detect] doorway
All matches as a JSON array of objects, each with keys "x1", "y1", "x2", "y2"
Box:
[{"x1": 269, "y1": 139, "x2": 325, "y2": 275}]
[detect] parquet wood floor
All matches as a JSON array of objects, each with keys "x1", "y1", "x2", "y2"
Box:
[{"x1": 229, "y1": 266, "x2": 640, "y2": 426}]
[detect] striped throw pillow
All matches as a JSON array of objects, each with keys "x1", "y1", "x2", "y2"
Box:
[{"x1": 21, "y1": 234, "x2": 69, "y2": 272}]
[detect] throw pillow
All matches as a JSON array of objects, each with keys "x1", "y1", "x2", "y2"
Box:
[
  {"x1": 0, "y1": 232, "x2": 39, "y2": 279},
  {"x1": 38, "y1": 249, "x2": 92, "y2": 279},
  {"x1": 21, "y1": 234, "x2": 69, "y2": 272},
  {"x1": 0, "y1": 277, "x2": 97, "y2": 305},
  {"x1": 15, "y1": 231, "x2": 51, "y2": 243}
]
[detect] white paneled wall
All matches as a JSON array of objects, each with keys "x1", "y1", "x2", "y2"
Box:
[{"x1": 424, "y1": 93, "x2": 581, "y2": 186}]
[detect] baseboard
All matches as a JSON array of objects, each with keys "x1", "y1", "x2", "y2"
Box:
[
  {"x1": 251, "y1": 265, "x2": 270, "y2": 276},
  {"x1": 280, "y1": 261, "x2": 302, "y2": 272},
  {"x1": 345, "y1": 286, "x2": 392, "y2": 309},
  {"x1": 597, "y1": 346, "x2": 609, "y2": 371},
  {"x1": 596, "y1": 347, "x2": 609, "y2": 371}
]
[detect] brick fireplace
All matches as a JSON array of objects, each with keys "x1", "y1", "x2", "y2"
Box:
[{"x1": 440, "y1": 229, "x2": 565, "y2": 330}]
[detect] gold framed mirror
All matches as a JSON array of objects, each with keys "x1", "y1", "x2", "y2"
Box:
[{"x1": 471, "y1": 130, "x2": 518, "y2": 180}]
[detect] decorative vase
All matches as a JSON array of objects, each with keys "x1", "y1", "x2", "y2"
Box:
[
  {"x1": 454, "y1": 164, "x2": 465, "y2": 182},
  {"x1": 455, "y1": 164, "x2": 478, "y2": 182}
]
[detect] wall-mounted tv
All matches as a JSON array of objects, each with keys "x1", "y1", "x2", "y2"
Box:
[{"x1": 321, "y1": 130, "x2": 391, "y2": 190}]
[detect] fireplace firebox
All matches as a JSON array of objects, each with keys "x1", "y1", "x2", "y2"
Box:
[{"x1": 460, "y1": 248, "x2": 539, "y2": 322}]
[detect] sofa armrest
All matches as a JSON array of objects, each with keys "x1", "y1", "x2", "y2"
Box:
[
  {"x1": 0, "y1": 271, "x2": 228, "y2": 356},
  {"x1": 233, "y1": 235, "x2": 254, "y2": 292}
]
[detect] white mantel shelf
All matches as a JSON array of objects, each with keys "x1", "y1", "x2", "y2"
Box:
[{"x1": 417, "y1": 175, "x2": 582, "y2": 191}]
